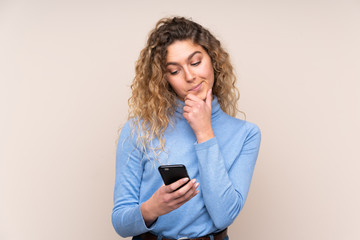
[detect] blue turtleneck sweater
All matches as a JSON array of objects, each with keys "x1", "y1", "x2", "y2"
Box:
[{"x1": 112, "y1": 97, "x2": 261, "y2": 238}]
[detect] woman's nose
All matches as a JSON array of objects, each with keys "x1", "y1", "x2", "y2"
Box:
[{"x1": 183, "y1": 67, "x2": 195, "y2": 82}]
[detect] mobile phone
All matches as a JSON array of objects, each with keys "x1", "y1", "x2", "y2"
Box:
[{"x1": 158, "y1": 164, "x2": 190, "y2": 186}]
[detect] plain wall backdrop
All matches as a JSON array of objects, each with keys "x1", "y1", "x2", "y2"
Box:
[{"x1": 1, "y1": 0, "x2": 359, "y2": 239}]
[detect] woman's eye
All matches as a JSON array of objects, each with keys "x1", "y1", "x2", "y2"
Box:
[
  {"x1": 169, "y1": 70, "x2": 178, "y2": 75},
  {"x1": 191, "y1": 61, "x2": 201, "y2": 66}
]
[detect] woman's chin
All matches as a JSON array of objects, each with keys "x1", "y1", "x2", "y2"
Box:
[
  {"x1": 180, "y1": 89, "x2": 208, "y2": 101},
  {"x1": 197, "y1": 89, "x2": 209, "y2": 101}
]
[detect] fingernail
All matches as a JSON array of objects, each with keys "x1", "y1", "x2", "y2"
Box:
[
  {"x1": 195, "y1": 182, "x2": 199, "y2": 188},
  {"x1": 183, "y1": 178, "x2": 189, "y2": 182},
  {"x1": 191, "y1": 179, "x2": 196, "y2": 183}
]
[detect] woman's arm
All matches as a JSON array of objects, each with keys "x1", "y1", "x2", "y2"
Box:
[
  {"x1": 112, "y1": 121, "x2": 200, "y2": 237},
  {"x1": 111, "y1": 122, "x2": 151, "y2": 237},
  {"x1": 183, "y1": 90, "x2": 261, "y2": 229},
  {"x1": 195, "y1": 124, "x2": 261, "y2": 229}
]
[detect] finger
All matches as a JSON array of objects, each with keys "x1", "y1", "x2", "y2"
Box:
[
  {"x1": 166, "y1": 178, "x2": 189, "y2": 193},
  {"x1": 165, "y1": 181, "x2": 198, "y2": 210},
  {"x1": 184, "y1": 99, "x2": 196, "y2": 108},
  {"x1": 182, "y1": 112, "x2": 194, "y2": 123},
  {"x1": 184, "y1": 93, "x2": 194, "y2": 101},
  {"x1": 182, "y1": 181, "x2": 199, "y2": 198},
  {"x1": 175, "y1": 188, "x2": 196, "y2": 204},
  {"x1": 205, "y1": 88, "x2": 212, "y2": 108},
  {"x1": 182, "y1": 106, "x2": 192, "y2": 113},
  {"x1": 172, "y1": 181, "x2": 199, "y2": 206},
  {"x1": 184, "y1": 93, "x2": 202, "y2": 102},
  {"x1": 173, "y1": 179, "x2": 197, "y2": 198},
  {"x1": 183, "y1": 107, "x2": 198, "y2": 115},
  {"x1": 184, "y1": 97, "x2": 201, "y2": 108},
  {"x1": 174, "y1": 189, "x2": 200, "y2": 207}
]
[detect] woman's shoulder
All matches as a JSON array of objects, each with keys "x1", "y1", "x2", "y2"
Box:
[
  {"x1": 243, "y1": 120, "x2": 261, "y2": 134},
  {"x1": 219, "y1": 113, "x2": 261, "y2": 136},
  {"x1": 118, "y1": 119, "x2": 132, "y2": 136},
  {"x1": 243, "y1": 121, "x2": 261, "y2": 141},
  {"x1": 118, "y1": 118, "x2": 140, "y2": 141},
  {"x1": 119, "y1": 118, "x2": 142, "y2": 133}
]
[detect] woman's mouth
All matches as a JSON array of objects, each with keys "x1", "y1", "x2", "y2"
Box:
[{"x1": 189, "y1": 82, "x2": 202, "y2": 92}]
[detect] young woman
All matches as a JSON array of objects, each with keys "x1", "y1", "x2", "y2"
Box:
[{"x1": 112, "y1": 17, "x2": 261, "y2": 240}]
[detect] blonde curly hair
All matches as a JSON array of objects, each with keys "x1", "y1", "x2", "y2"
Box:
[{"x1": 128, "y1": 17, "x2": 240, "y2": 156}]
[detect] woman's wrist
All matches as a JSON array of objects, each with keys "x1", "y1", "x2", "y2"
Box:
[
  {"x1": 140, "y1": 200, "x2": 158, "y2": 227},
  {"x1": 195, "y1": 128, "x2": 215, "y2": 143}
]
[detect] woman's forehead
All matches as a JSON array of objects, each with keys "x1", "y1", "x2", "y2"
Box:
[{"x1": 166, "y1": 40, "x2": 204, "y2": 63}]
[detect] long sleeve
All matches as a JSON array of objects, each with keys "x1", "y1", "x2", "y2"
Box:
[
  {"x1": 112, "y1": 97, "x2": 261, "y2": 238},
  {"x1": 111, "y1": 122, "x2": 156, "y2": 237},
  {"x1": 195, "y1": 122, "x2": 261, "y2": 229}
]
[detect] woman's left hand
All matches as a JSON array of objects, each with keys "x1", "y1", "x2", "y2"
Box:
[{"x1": 183, "y1": 89, "x2": 215, "y2": 143}]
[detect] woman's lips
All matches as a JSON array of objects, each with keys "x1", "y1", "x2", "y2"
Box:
[{"x1": 189, "y1": 82, "x2": 202, "y2": 92}]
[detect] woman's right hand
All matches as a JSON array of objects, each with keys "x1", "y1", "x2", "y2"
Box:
[{"x1": 140, "y1": 178, "x2": 200, "y2": 227}]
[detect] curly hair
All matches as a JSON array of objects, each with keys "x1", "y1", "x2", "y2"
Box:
[{"x1": 128, "y1": 17, "x2": 240, "y2": 157}]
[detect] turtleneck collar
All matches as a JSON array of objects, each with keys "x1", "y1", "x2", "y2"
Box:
[{"x1": 174, "y1": 95, "x2": 222, "y2": 120}]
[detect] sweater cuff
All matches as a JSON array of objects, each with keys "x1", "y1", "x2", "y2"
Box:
[
  {"x1": 135, "y1": 204, "x2": 157, "y2": 233},
  {"x1": 194, "y1": 137, "x2": 217, "y2": 151}
]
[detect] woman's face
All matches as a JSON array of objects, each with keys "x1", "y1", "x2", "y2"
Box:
[{"x1": 165, "y1": 39, "x2": 214, "y2": 101}]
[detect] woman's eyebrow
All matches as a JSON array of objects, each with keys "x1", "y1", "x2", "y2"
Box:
[{"x1": 166, "y1": 51, "x2": 202, "y2": 66}]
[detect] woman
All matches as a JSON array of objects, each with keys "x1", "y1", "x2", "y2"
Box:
[{"x1": 112, "y1": 17, "x2": 261, "y2": 240}]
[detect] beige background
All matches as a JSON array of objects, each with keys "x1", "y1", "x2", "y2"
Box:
[{"x1": 1, "y1": 0, "x2": 359, "y2": 239}]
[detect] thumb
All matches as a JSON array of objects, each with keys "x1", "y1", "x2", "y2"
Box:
[{"x1": 205, "y1": 88, "x2": 212, "y2": 108}]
